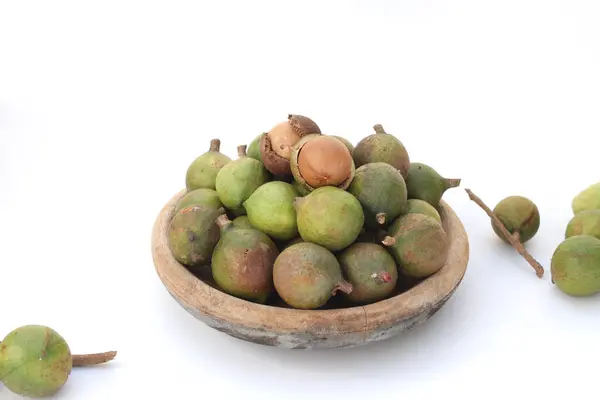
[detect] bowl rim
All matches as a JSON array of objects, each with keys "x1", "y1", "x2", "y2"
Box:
[{"x1": 151, "y1": 189, "x2": 469, "y2": 336}]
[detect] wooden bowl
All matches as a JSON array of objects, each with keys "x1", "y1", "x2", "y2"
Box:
[{"x1": 151, "y1": 190, "x2": 470, "y2": 349}]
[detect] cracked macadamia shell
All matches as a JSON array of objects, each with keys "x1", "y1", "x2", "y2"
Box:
[
  {"x1": 290, "y1": 135, "x2": 355, "y2": 192},
  {"x1": 267, "y1": 121, "x2": 301, "y2": 160},
  {"x1": 297, "y1": 135, "x2": 353, "y2": 188},
  {"x1": 260, "y1": 132, "x2": 293, "y2": 177},
  {"x1": 259, "y1": 115, "x2": 322, "y2": 177}
]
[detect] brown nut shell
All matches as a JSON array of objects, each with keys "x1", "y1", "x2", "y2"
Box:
[
  {"x1": 267, "y1": 121, "x2": 301, "y2": 160},
  {"x1": 288, "y1": 114, "x2": 321, "y2": 136},
  {"x1": 260, "y1": 115, "x2": 322, "y2": 177},
  {"x1": 291, "y1": 134, "x2": 355, "y2": 193},
  {"x1": 259, "y1": 132, "x2": 293, "y2": 177}
]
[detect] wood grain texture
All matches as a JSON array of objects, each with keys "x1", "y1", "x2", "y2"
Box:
[{"x1": 151, "y1": 189, "x2": 470, "y2": 349}]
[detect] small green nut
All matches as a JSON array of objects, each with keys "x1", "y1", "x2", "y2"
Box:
[
  {"x1": 491, "y1": 195, "x2": 540, "y2": 244},
  {"x1": 405, "y1": 199, "x2": 442, "y2": 223},
  {"x1": 353, "y1": 124, "x2": 410, "y2": 179},
  {"x1": 215, "y1": 145, "x2": 271, "y2": 214},
  {"x1": 406, "y1": 162, "x2": 461, "y2": 207},
  {"x1": 338, "y1": 242, "x2": 398, "y2": 305},
  {"x1": 175, "y1": 188, "x2": 223, "y2": 213},
  {"x1": 168, "y1": 205, "x2": 223, "y2": 267},
  {"x1": 565, "y1": 210, "x2": 600, "y2": 240},
  {"x1": 294, "y1": 186, "x2": 365, "y2": 252},
  {"x1": 247, "y1": 133, "x2": 263, "y2": 161},
  {"x1": 212, "y1": 214, "x2": 280, "y2": 304},
  {"x1": 572, "y1": 182, "x2": 600, "y2": 215},
  {"x1": 551, "y1": 235, "x2": 600, "y2": 297},
  {"x1": 384, "y1": 213, "x2": 449, "y2": 278},
  {"x1": 243, "y1": 181, "x2": 300, "y2": 241},
  {"x1": 0, "y1": 325, "x2": 72, "y2": 398},
  {"x1": 348, "y1": 162, "x2": 408, "y2": 228},
  {"x1": 273, "y1": 242, "x2": 352, "y2": 309},
  {"x1": 185, "y1": 139, "x2": 232, "y2": 191}
]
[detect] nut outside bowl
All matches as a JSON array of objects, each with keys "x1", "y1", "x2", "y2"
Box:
[{"x1": 151, "y1": 189, "x2": 469, "y2": 349}]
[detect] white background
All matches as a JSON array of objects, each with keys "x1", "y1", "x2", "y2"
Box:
[{"x1": 1, "y1": 0, "x2": 600, "y2": 399}]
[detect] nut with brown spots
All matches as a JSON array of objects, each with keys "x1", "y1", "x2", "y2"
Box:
[
  {"x1": 168, "y1": 204, "x2": 224, "y2": 268},
  {"x1": 273, "y1": 242, "x2": 352, "y2": 309},
  {"x1": 383, "y1": 213, "x2": 449, "y2": 278},
  {"x1": 211, "y1": 214, "x2": 280, "y2": 304},
  {"x1": 491, "y1": 195, "x2": 540, "y2": 244},
  {"x1": 353, "y1": 124, "x2": 410, "y2": 179},
  {"x1": 338, "y1": 242, "x2": 398, "y2": 305}
]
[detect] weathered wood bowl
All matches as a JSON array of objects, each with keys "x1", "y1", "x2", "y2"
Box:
[{"x1": 151, "y1": 189, "x2": 469, "y2": 349}]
